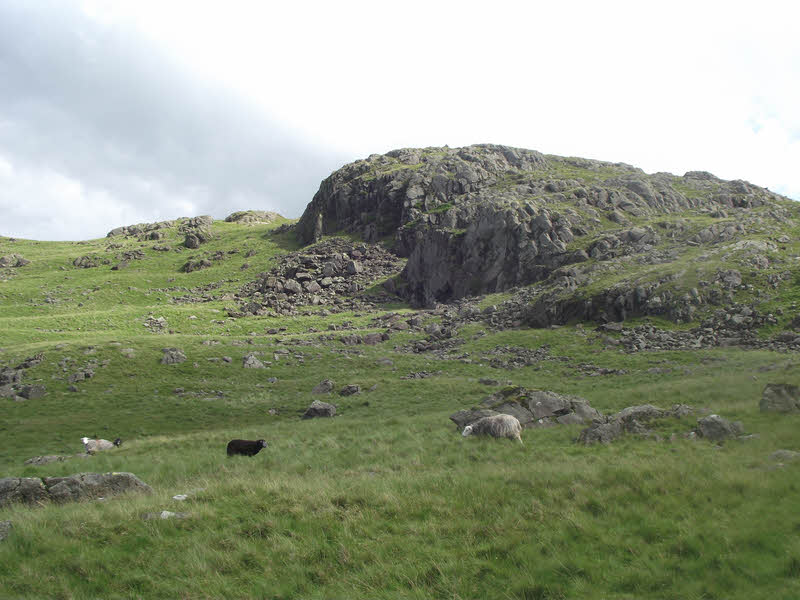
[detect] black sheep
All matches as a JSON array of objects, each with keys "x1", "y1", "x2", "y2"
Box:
[{"x1": 226, "y1": 439, "x2": 268, "y2": 457}]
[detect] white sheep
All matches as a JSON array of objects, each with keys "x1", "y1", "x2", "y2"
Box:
[
  {"x1": 462, "y1": 414, "x2": 523, "y2": 444},
  {"x1": 81, "y1": 437, "x2": 122, "y2": 454}
]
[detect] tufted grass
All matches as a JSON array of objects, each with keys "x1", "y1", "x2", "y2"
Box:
[{"x1": 2, "y1": 223, "x2": 800, "y2": 598}]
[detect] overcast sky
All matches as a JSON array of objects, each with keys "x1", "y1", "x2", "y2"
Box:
[{"x1": 1, "y1": 0, "x2": 798, "y2": 240}]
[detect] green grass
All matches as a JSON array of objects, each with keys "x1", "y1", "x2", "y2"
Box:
[{"x1": 2, "y1": 221, "x2": 800, "y2": 599}]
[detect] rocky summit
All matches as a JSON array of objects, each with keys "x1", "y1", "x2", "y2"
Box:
[{"x1": 296, "y1": 144, "x2": 795, "y2": 325}]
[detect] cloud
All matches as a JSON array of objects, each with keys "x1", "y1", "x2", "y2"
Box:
[{"x1": 0, "y1": 1, "x2": 345, "y2": 240}]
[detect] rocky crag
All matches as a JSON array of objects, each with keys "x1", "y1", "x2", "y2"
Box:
[{"x1": 294, "y1": 144, "x2": 797, "y2": 325}]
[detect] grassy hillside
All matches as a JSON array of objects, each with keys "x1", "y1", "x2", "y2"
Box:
[{"x1": 1, "y1": 219, "x2": 800, "y2": 599}]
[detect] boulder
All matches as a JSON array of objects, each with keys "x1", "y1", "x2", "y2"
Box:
[
  {"x1": 283, "y1": 279, "x2": 303, "y2": 294},
  {"x1": 312, "y1": 379, "x2": 335, "y2": 394},
  {"x1": 303, "y1": 400, "x2": 337, "y2": 419},
  {"x1": 0, "y1": 369, "x2": 22, "y2": 385},
  {"x1": 18, "y1": 385, "x2": 46, "y2": 400},
  {"x1": 760, "y1": 383, "x2": 800, "y2": 413},
  {"x1": 161, "y1": 348, "x2": 187, "y2": 365},
  {"x1": 339, "y1": 384, "x2": 361, "y2": 396},
  {"x1": 0, "y1": 254, "x2": 30, "y2": 268},
  {"x1": 42, "y1": 472, "x2": 152, "y2": 504},
  {"x1": 578, "y1": 420, "x2": 624, "y2": 445},
  {"x1": 696, "y1": 415, "x2": 744, "y2": 441},
  {"x1": 615, "y1": 405, "x2": 665, "y2": 423},
  {"x1": 242, "y1": 354, "x2": 266, "y2": 369},
  {"x1": 526, "y1": 391, "x2": 571, "y2": 420},
  {"x1": 363, "y1": 332, "x2": 388, "y2": 345},
  {"x1": 0, "y1": 477, "x2": 48, "y2": 507}
]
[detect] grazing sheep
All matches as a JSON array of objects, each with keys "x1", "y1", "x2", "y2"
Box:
[
  {"x1": 226, "y1": 439, "x2": 268, "y2": 457},
  {"x1": 81, "y1": 437, "x2": 122, "y2": 454},
  {"x1": 462, "y1": 414, "x2": 523, "y2": 444}
]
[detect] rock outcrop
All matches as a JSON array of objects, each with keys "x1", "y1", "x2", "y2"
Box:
[
  {"x1": 295, "y1": 144, "x2": 790, "y2": 309},
  {"x1": 0, "y1": 472, "x2": 151, "y2": 507},
  {"x1": 225, "y1": 210, "x2": 281, "y2": 224},
  {"x1": 450, "y1": 387, "x2": 600, "y2": 430},
  {"x1": 0, "y1": 254, "x2": 30, "y2": 268},
  {"x1": 303, "y1": 399, "x2": 336, "y2": 419}
]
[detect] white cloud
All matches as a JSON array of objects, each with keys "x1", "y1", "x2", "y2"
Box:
[{"x1": 2, "y1": 1, "x2": 799, "y2": 240}]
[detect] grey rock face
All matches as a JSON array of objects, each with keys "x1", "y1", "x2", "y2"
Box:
[
  {"x1": 303, "y1": 399, "x2": 337, "y2": 419},
  {"x1": 696, "y1": 415, "x2": 744, "y2": 441},
  {"x1": 161, "y1": 348, "x2": 187, "y2": 365},
  {"x1": 760, "y1": 384, "x2": 800, "y2": 413},
  {"x1": 294, "y1": 144, "x2": 783, "y2": 308},
  {"x1": 42, "y1": 472, "x2": 151, "y2": 504}
]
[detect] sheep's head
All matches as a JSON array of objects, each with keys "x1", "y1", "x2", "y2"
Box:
[
  {"x1": 113, "y1": 438, "x2": 122, "y2": 447},
  {"x1": 258, "y1": 440, "x2": 267, "y2": 448},
  {"x1": 462, "y1": 425, "x2": 473, "y2": 437}
]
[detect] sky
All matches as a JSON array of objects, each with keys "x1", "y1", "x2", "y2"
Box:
[{"x1": 1, "y1": 0, "x2": 798, "y2": 241}]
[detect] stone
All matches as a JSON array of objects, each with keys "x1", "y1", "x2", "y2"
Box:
[
  {"x1": 578, "y1": 420, "x2": 624, "y2": 445},
  {"x1": 770, "y1": 450, "x2": 800, "y2": 462},
  {"x1": 24, "y1": 455, "x2": 90, "y2": 466},
  {"x1": 18, "y1": 385, "x2": 46, "y2": 400},
  {"x1": 340, "y1": 334, "x2": 362, "y2": 345},
  {"x1": 242, "y1": 354, "x2": 266, "y2": 369},
  {"x1": 312, "y1": 379, "x2": 335, "y2": 394},
  {"x1": 526, "y1": 391, "x2": 571, "y2": 420},
  {"x1": 346, "y1": 260, "x2": 363, "y2": 275},
  {"x1": 0, "y1": 477, "x2": 48, "y2": 507},
  {"x1": 339, "y1": 384, "x2": 361, "y2": 396},
  {"x1": 303, "y1": 399, "x2": 337, "y2": 419},
  {"x1": 141, "y1": 511, "x2": 190, "y2": 520},
  {"x1": 760, "y1": 383, "x2": 800, "y2": 413},
  {"x1": 556, "y1": 413, "x2": 587, "y2": 425},
  {"x1": 696, "y1": 415, "x2": 743, "y2": 441},
  {"x1": 363, "y1": 332, "x2": 387, "y2": 345},
  {"x1": 161, "y1": 348, "x2": 187, "y2": 365},
  {"x1": 615, "y1": 405, "x2": 665, "y2": 423},
  {"x1": 0, "y1": 520, "x2": 11, "y2": 542},
  {"x1": 449, "y1": 409, "x2": 500, "y2": 430},
  {"x1": 0, "y1": 253, "x2": 30, "y2": 267},
  {"x1": 0, "y1": 369, "x2": 22, "y2": 385},
  {"x1": 42, "y1": 472, "x2": 151, "y2": 504},
  {"x1": 283, "y1": 279, "x2": 303, "y2": 294},
  {"x1": 184, "y1": 233, "x2": 201, "y2": 249},
  {"x1": 487, "y1": 402, "x2": 534, "y2": 425}
]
